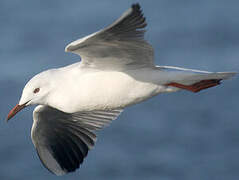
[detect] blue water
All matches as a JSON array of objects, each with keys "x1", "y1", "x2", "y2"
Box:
[{"x1": 1, "y1": 0, "x2": 239, "y2": 179}]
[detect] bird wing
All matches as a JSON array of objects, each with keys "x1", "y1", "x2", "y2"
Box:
[
  {"x1": 31, "y1": 105, "x2": 123, "y2": 175},
  {"x1": 65, "y1": 3, "x2": 154, "y2": 70}
]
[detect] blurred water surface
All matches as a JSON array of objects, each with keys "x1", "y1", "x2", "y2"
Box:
[{"x1": 0, "y1": 0, "x2": 239, "y2": 180}]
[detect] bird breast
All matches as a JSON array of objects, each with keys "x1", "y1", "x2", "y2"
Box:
[{"x1": 47, "y1": 69, "x2": 160, "y2": 113}]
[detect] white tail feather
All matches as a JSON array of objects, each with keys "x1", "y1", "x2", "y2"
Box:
[{"x1": 159, "y1": 66, "x2": 236, "y2": 85}]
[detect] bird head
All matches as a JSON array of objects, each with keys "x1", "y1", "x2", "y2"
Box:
[{"x1": 7, "y1": 70, "x2": 53, "y2": 121}]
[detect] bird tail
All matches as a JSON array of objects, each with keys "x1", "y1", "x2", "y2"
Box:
[{"x1": 158, "y1": 66, "x2": 236, "y2": 93}]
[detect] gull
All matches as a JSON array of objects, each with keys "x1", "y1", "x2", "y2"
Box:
[{"x1": 7, "y1": 3, "x2": 236, "y2": 176}]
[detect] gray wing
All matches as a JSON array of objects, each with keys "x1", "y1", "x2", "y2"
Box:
[
  {"x1": 31, "y1": 105, "x2": 123, "y2": 176},
  {"x1": 65, "y1": 3, "x2": 154, "y2": 70}
]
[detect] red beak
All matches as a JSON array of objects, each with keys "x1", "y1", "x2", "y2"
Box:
[{"x1": 7, "y1": 103, "x2": 26, "y2": 121}]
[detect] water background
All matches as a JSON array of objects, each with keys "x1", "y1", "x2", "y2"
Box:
[{"x1": 0, "y1": 0, "x2": 239, "y2": 179}]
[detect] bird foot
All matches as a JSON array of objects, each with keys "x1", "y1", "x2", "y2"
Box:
[{"x1": 167, "y1": 79, "x2": 222, "y2": 93}]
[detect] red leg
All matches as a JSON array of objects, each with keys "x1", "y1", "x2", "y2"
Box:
[{"x1": 166, "y1": 79, "x2": 222, "y2": 93}]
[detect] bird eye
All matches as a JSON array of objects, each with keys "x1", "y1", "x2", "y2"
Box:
[{"x1": 33, "y1": 88, "x2": 40, "y2": 94}]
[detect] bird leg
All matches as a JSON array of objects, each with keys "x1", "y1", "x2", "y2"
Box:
[{"x1": 166, "y1": 79, "x2": 222, "y2": 93}]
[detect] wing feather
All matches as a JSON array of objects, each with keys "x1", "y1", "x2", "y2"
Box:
[
  {"x1": 65, "y1": 3, "x2": 154, "y2": 70},
  {"x1": 31, "y1": 105, "x2": 123, "y2": 175}
]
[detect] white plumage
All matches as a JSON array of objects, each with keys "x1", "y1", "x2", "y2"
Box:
[{"x1": 7, "y1": 3, "x2": 236, "y2": 176}]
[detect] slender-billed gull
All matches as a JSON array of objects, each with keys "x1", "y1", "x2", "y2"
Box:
[{"x1": 7, "y1": 3, "x2": 236, "y2": 176}]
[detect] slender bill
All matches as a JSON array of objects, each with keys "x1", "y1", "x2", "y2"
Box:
[{"x1": 7, "y1": 103, "x2": 27, "y2": 121}]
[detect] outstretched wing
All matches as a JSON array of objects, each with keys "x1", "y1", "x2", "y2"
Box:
[
  {"x1": 31, "y1": 105, "x2": 123, "y2": 175},
  {"x1": 65, "y1": 3, "x2": 154, "y2": 70}
]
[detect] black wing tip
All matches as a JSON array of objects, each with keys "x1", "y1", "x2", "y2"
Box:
[
  {"x1": 131, "y1": 3, "x2": 141, "y2": 10},
  {"x1": 131, "y1": 3, "x2": 143, "y2": 16},
  {"x1": 37, "y1": 140, "x2": 87, "y2": 176},
  {"x1": 131, "y1": 3, "x2": 147, "y2": 28}
]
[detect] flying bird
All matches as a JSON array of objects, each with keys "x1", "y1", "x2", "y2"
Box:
[{"x1": 7, "y1": 3, "x2": 236, "y2": 176}]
